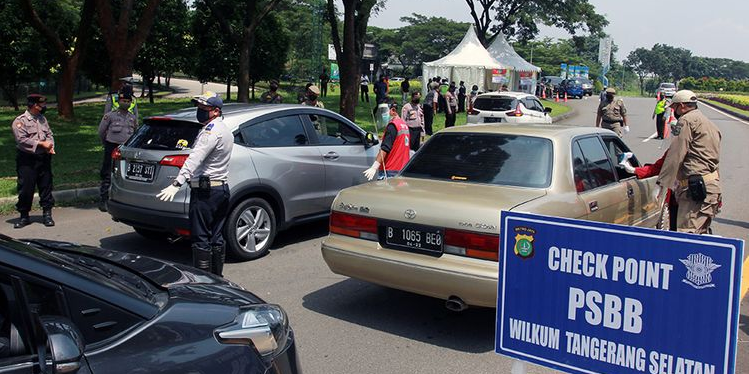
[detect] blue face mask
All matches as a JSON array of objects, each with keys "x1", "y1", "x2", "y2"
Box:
[{"x1": 196, "y1": 108, "x2": 211, "y2": 123}]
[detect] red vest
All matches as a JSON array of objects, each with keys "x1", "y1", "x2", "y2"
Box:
[{"x1": 384, "y1": 117, "x2": 410, "y2": 171}]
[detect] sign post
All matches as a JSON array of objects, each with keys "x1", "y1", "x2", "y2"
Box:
[{"x1": 496, "y1": 211, "x2": 743, "y2": 374}]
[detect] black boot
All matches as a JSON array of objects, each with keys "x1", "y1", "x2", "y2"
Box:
[
  {"x1": 42, "y1": 209, "x2": 55, "y2": 227},
  {"x1": 98, "y1": 199, "x2": 108, "y2": 212},
  {"x1": 13, "y1": 213, "x2": 30, "y2": 229},
  {"x1": 211, "y1": 244, "x2": 225, "y2": 277},
  {"x1": 192, "y1": 245, "x2": 212, "y2": 272}
]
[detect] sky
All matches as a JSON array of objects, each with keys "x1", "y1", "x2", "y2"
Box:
[{"x1": 361, "y1": 0, "x2": 749, "y2": 63}]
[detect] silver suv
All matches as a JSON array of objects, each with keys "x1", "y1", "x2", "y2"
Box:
[{"x1": 108, "y1": 104, "x2": 380, "y2": 260}]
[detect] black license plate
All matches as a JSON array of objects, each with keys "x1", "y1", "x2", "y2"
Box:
[
  {"x1": 380, "y1": 222, "x2": 443, "y2": 255},
  {"x1": 484, "y1": 117, "x2": 504, "y2": 123},
  {"x1": 126, "y1": 161, "x2": 156, "y2": 182}
]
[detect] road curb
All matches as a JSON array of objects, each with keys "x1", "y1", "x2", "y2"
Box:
[
  {"x1": 699, "y1": 99, "x2": 749, "y2": 122},
  {"x1": 552, "y1": 108, "x2": 578, "y2": 123},
  {"x1": 0, "y1": 187, "x2": 99, "y2": 207}
]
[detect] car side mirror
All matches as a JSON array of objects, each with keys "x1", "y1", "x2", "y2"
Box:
[
  {"x1": 544, "y1": 107, "x2": 553, "y2": 114},
  {"x1": 365, "y1": 132, "x2": 379, "y2": 149},
  {"x1": 37, "y1": 316, "x2": 85, "y2": 374}
]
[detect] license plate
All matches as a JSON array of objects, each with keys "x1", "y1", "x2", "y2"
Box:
[
  {"x1": 380, "y1": 221, "x2": 443, "y2": 255},
  {"x1": 126, "y1": 161, "x2": 156, "y2": 182},
  {"x1": 484, "y1": 117, "x2": 504, "y2": 123}
]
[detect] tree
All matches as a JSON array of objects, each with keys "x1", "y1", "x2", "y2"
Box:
[
  {"x1": 325, "y1": 0, "x2": 385, "y2": 121},
  {"x1": 625, "y1": 48, "x2": 654, "y2": 96},
  {"x1": 0, "y1": 1, "x2": 49, "y2": 110},
  {"x1": 465, "y1": 0, "x2": 608, "y2": 46},
  {"x1": 20, "y1": 0, "x2": 96, "y2": 119},
  {"x1": 134, "y1": 0, "x2": 190, "y2": 103},
  {"x1": 202, "y1": 0, "x2": 282, "y2": 103},
  {"x1": 248, "y1": 13, "x2": 291, "y2": 98},
  {"x1": 94, "y1": 0, "x2": 163, "y2": 90}
]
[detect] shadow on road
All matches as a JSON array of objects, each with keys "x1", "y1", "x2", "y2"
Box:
[
  {"x1": 714, "y1": 217, "x2": 749, "y2": 230},
  {"x1": 302, "y1": 278, "x2": 496, "y2": 353}
]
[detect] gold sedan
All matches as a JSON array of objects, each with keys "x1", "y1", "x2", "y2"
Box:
[{"x1": 321, "y1": 124, "x2": 663, "y2": 309}]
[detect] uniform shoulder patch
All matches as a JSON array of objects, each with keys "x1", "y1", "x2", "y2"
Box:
[
  {"x1": 14, "y1": 121, "x2": 23, "y2": 129},
  {"x1": 205, "y1": 123, "x2": 214, "y2": 131},
  {"x1": 103, "y1": 113, "x2": 110, "y2": 120}
]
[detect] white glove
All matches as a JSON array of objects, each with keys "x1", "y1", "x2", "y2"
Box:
[
  {"x1": 618, "y1": 152, "x2": 635, "y2": 173},
  {"x1": 623, "y1": 125, "x2": 631, "y2": 134},
  {"x1": 157, "y1": 184, "x2": 180, "y2": 202},
  {"x1": 363, "y1": 161, "x2": 381, "y2": 181},
  {"x1": 652, "y1": 185, "x2": 663, "y2": 203}
]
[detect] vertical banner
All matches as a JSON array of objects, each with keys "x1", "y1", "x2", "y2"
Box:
[
  {"x1": 496, "y1": 211, "x2": 743, "y2": 374},
  {"x1": 330, "y1": 63, "x2": 340, "y2": 80}
]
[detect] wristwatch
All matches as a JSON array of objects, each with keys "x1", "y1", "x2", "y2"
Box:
[{"x1": 172, "y1": 181, "x2": 182, "y2": 187}]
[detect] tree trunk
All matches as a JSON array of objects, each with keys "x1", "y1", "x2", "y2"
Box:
[
  {"x1": 166, "y1": 75, "x2": 170, "y2": 88},
  {"x1": 226, "y1": 77, "x2": 231, "y2": 101},
  {"x1": 57, "y1": 62, "x2": 76, "y2": 120},
  {"x1": 148, "y1": 76, "x2": 155, "y2": 103},
  {"x1": 2, "y1": 86, "x2": 19, "y2": 111},
  {"x1": 110, "y1": 58, "x2": 135, "y2": 91},
  {"x1": 236, "y1": 32, "x2": 256, "y2": 103}
]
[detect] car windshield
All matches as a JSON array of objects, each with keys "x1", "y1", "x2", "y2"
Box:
[
  {"x1": 661, "y1": 83, "x2": 675, "y2": 88},
  {"x1": 126, "y1": 119, "x2": 203, "y2": 150},
  {"x1": 402, "y1": 133, "x2": 553, "y2": 188},
  {"x1": 473, "y1": 97, "x2": 517, "y2": 111}
]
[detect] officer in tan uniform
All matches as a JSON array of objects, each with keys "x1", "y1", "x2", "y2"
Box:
[
  {"x1": 302, "y1": 85, "x2": 325, "y2": 108},
  {"x1": 596, "y1": 87, "x2": 628, "y2": 137},
  {"x1": 656, "y1": 90, "x2": 721, "y2": 234},
  {"x1": 11, "y1": 94, "x2": 56, "y2": 228},
  {"x1": 98, "y1": 92, "x2": 138, "y2": 212}
]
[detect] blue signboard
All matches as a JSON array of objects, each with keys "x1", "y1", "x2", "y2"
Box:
[{"x1": 496, "y1": 211, "x2": 743, "y2": 374}]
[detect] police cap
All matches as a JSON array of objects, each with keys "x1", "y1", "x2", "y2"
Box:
[
  {"x1": 605, "y1": 87, "x2": 616, "y2": 94},
  {"x1": 119, "y1": 92, "x2": 133, "y2": 100},
  {"x1": 669, "y1": 90, "x2": 698, "y2": 106},
  {"x1": 192, "y1": 91, "x2": 223, "y2": 109},
  {"x1": 308, "y1": 85, "x2": 321, "y2": 95},
  {"x1": 27, "y1": 94, "x2": 47, "y2": 106}
]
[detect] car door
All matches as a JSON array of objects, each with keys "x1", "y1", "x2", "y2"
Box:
[
  {"x1": 238, "y1": 115, "x2": 328, "y2": 217},
  {"x1": 521, "y1": 97, "x2": 549, "y2": 123},
  {"x1": 303, "y1": 113, "x2": 376, "y2": 206},
  {"x1": 572, "y1": 136, "x2": 630, "y2": 224},
  {"x1": 600, "y1": 135, "x2": 660, "y2": 226}
]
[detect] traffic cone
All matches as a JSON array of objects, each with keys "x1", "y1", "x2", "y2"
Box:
[
  {"x1": 542, "y1": 88, "x2": 546, "y2": 99},
  {"x1": 564, "y1": 92, "x2": 568, "y2": 103},
  {"x1": 555, "y1": 92, "x2": 559, "y2": 102},
  {"x1": 656, "y1": 91, "x2": 661, "y2": 101}
]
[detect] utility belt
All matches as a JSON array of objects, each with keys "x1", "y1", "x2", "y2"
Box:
[
  {"x1": 678, "y1": 170, "x2": 718, "y2": 202},
  {"x1": 602, "y1": 119, "x2": 622, "y2": 124},
  {"x1": 189, "y1": 176, "x2": 226, "y2": 189}
]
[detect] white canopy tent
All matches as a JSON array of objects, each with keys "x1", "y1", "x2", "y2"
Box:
[
  {"x1": 422, "y1": 26, "x2": 504, "y2": 94},
  {"x1": 487, "y1": 33, "x2": 542, "y2": 94}
]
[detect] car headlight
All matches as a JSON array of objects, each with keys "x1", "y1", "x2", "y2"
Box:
[{"x1": 215, "y1": 304, "x2": 290, "y2": 359}]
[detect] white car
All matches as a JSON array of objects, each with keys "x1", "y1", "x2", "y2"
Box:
[
  {"x1": 467, "y1": 92, "x2": 552, "y2": 125},
  {"x1": 656, "y1": 83, "x2": 677, "y2": 98}
]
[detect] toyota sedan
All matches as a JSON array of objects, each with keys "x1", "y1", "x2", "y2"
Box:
[{"x1": 321, "y1": 124, "x2": 664, "y2": 309}]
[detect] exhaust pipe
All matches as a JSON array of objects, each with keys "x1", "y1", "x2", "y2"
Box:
[{"x1": 445, "y1": 296, "x2": 468, "y2": 312}]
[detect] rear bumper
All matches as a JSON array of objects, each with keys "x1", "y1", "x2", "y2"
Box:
[
  {"x1": 321, "y1": 234, "x2": 498, "y2": 307},
  {"x1": 108, "y1": 200, "x2": 190, "y2": 233}
]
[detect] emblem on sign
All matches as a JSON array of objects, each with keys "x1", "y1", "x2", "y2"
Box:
[
  {"x1": 513, "y1": 226, "x2": 536, "y2": 259},
  {"x1": 680, "y1": 253, "x2": 721, "y2": 289},
  {"x1": 404, "y1": 209, "x2": 416, "y2": 220}
]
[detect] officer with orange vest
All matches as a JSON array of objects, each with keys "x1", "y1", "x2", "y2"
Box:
[{"x1": 363, "y1": 101, "x2": 411, "y2": 180}]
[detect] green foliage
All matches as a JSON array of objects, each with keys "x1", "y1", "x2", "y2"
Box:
[
  {"x1": 680, "y1": 77, "x2": 749, "y2": 93},
  {"x1": 250, "y1": 12, "x2": 291, "y2": 85},
  {"x1": 277, "y1": 0, "x2": 331, "y2": 81},
  {"x1": 187, "y1": 1, "x2": 239, "y2": 85},
  {"x1": 491, "y1": 0, "x2": 608, "y2": 42}
]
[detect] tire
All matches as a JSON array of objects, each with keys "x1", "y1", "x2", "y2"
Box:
[
  {"x1": 655, "y1": 201, "x2": 670, "y2": 230},
  {"x1": 134, "y1": 227, "x2": 168, "y2": 241},
  {"x1": 225, "y1": 197, "x2": 277, "y2": 261}
]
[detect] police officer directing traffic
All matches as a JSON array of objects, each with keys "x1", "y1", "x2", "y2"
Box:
[
  {"x1": 157, "y1": 92, "x2": 233, "y2": 276},
  {"x1": 12, "y1": 94, "x2": 56, "y2": 228},
  {"x1": 656, "y1": 90, "x2": 721, "y2": 234},
  {"x1": 596, "y1": 87, "x2": 628, "y2": 137},
  {"x1": 98, "y1": 92, "x2": 138, "y2": 212}
]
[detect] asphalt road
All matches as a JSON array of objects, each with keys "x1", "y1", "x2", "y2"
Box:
[{"x1": 1, "y1": 96, "x2": 748, "y2": 374}]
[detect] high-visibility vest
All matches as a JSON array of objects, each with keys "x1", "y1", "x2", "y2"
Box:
[
  {"x1": 111, "y1": 94, "x2": 137, "y2": 114},
  {"x1": 383, "y1": 118, "x2": 410, "y2": 172},
  {"x1": 654, "y1": 99, "x2": 667, "y2": 115}
]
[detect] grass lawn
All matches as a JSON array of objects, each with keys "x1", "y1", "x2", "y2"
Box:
[
  {"x1": 701, "y1": 98, "x2": 749, "y2": 118},
  {"x1": 0, "y1": 88, "x2": 571, "y2": 200}
]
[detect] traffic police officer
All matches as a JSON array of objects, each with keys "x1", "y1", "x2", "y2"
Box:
[
  {"x1": 157, "y1": 92, "x2": 233, "y2": 276},
  {"x1": 303, "y1": 85, "x2": 324, "y2": 108},
  {"x1": 104, "y1": 77, "x2": 139, "y2": 118},
  {"x1": 363, "y1": 101, "x2": 410, "y2": 180},
  {"x1": 98, "y1": 92, "x2": 138, "y2": 212},
  {"x1": 596, "y1": 87, "x2": 628, "y2": 137},
  {"x1": 12, "y1": 94, "x2": 55, "y2": 228},
  {"x1": 656, "y1": 90, "x2": 721, "y2": 234}
]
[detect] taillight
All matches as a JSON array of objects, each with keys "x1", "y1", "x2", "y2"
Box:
[
  {"x1": 468, "y1": 109, "x2": 480, "y2": 115},
  {"x1": 111, "y1": 146, "x2": 122, "y2": 161},
  {"x1": 160, "y1": 154, "x2": 189, "y2": 168},
  {"x1": 329, "y1": 211, "x2": 378, "y2": 241},
  {"x1": 444, "y1": 229, "x2": 499, "y2": 261},
  {"x1": 505, "y1": 103, "x2": 524, "y2": 117}
]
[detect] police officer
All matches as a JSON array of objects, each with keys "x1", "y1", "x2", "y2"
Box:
[
  {"x1": 260, "y1": 80, "x2": 283, "y2": 104},
  {"x1": 363, "y1": 101, "x2": 410, "y2": 180},
  {"x1": 423, "y1": 81, "x2": 439, "y2": 136},
  {"x1": 12, "y1": 94, "x2": 55, "y2": 228},
  {"x1": 98, "y1": 92, "x2": 138, "y2": 212},
  {"x1": 596, "y1": 87, "x2": 628, "y2": 137},
  {"x1": 157, "y1": 92, "x2": 233, "y2": 276},
  {"x1": 104, "y1": 77, "x2": 139, "y2": 119},
  {"x1": 652, "y1": 95, "x2": 668, "y2": 139},
  {"x1": 303, "y1": 85, "x2": 324, "y2": 108},
  {"x1": 656, "y1": 90, "x2": 721, "y2": 234},
  {"x1": 402, "y1": 91, "x2": 424, "y2": 152}
]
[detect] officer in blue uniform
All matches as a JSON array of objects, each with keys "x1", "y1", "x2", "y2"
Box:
[{"x1": 157, "y1": 92, "x2": 233, "y2": 276}]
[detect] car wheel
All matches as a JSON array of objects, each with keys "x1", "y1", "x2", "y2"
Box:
[
  {"x1": 134, "y1": 227, "x2": 168, "y2": 241},
  {"x1": 655, "y1": 201, "x2": 670, "y2": 230},
  {"x1": 225, "y1": 197, "x2": 277, "y2": 261}
]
